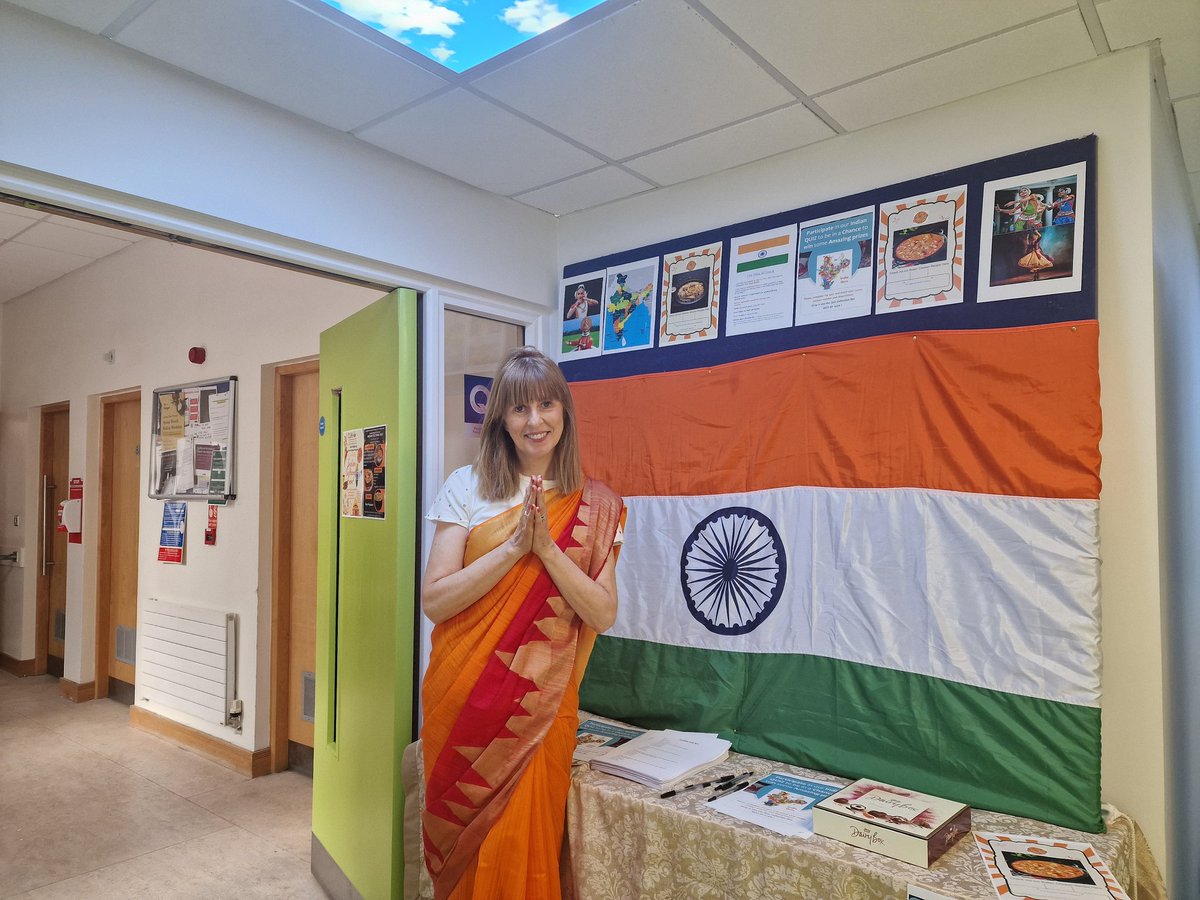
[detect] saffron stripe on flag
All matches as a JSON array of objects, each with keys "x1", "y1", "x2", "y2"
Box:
[
  {"x1": 580, "y1": 637, "x2": 1103, "y2": 833},
  {"x1": 570, "y1": 321, "x2": 1101, "y2": 501},
  {"x1": 736, "y1": 234, "x2": 791, "y2": 255}
]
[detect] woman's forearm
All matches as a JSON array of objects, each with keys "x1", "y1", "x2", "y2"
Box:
[
  {"x1": 538, "y1": 545, "x2": 618, "y2": 632},
  {"x1": 422, "y1": 536, "x2": 524, "y2": 625}
]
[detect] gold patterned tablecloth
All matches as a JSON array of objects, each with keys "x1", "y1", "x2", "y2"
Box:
[{"x1": 402, "y1": 736, "x2": 1167, "y2": 900}]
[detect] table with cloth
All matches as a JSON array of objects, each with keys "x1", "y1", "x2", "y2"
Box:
[{"x1": 401, "y1": 729, "x2": 1166, "y2": 900}]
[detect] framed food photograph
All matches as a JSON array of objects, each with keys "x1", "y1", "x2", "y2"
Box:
[
  {"x1": 660, "y1": 242, "x2": 721, "y2": 344},
  {"x1": 876, "y1": 187, "x2": 967, "y2": 314},
  {"x1": 978, "y1": 162, "x2": 1086, "y2": 303}
]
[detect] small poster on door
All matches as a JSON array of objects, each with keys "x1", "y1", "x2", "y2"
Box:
[
  {"x1": 158, "y1": 501, "x2": 186, "y2": 564},
  {"x1": 342, "y1": 426, "x2": 386, "y2": 519}
]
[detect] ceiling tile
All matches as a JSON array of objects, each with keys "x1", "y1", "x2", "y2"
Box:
[
  {"x1": 471, "y1": 0, "x2": 795, "y2": 160},
  {"x1": 112, "y1": 0, "x2": 449, "y2": 132},
  {"x1": 52, "y1": 216, "x2": 146, "y2": 240},
  {"x1": 4, "y1": 0, "x2": 137, "y2": 34},
  {"x1": 1098, "y1": 0, "x2": 1200, "y2": 98},
  {"x1": 358, "y1": 90, "x2": 605, "y2": 196},
  {"x1": 818, "y1": 11, "x2": 1096, "y2": 132},
  {"x1": 625, "y1": 103, "x2": 834, "y2": 186},
  {"x1": 0, "y1": 242, "x2": 93, "y2": 304},
  {"x1": 702, "y1": 0, "x2": 1075, "y2": 96},
  {"x1": 0, "y1": 209, "x2": 37, "y2": 240},
  {"x1": 0, "y1": 202, "x2": 49, "y2": 220},
  {"x1": 14, "y1": 221, "x2": 134, "y2": 259},
  {"x1": 1176, "y1": 96, "x2": 1200, "y2": 172},
  {"x1": 514, "y1": 167, "x2": 654, "y2": 216}
]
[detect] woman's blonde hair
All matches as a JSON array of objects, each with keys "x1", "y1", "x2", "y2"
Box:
[{"x1": 475, "y1": 346, "x2": 582, "y2": 501}]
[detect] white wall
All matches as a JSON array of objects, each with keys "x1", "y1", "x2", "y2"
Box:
[
  {"x1": 1149, "y1": 57, "x2": 1200, "y2": 897},
  {"x1": 0, "y1": 237, "x2": 383, "y2": 750},
  {"x1": 560, "y1": 48, "x2": 1174, "y2": 887},
  {"x1": 0, "y1": 4, "x2": 558, "y2": 305}
]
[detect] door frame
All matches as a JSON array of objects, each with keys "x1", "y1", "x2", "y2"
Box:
[
  {"x1": 269, "y1": 359, "x2": 320, "y2": 772},
  {"x1": 34, "y1": 401, "x2": 69, "y2": 675},
  {"x1": 95, "y1": 389, "x2": 141, "y2": 699}
]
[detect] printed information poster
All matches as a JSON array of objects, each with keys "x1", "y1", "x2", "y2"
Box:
[
  {"x1": 877, "y1": 187, "x2": 967, "y2": 313},
  {"x1": 978, "y1": 162, "x2": 1085, "y2": 303},
  {"x1": 975, "y1": 833, "x2": 1129, "y2": 900},
  {"x1": 560, "y1": 272, "x2": 604, "y2": 360},
  {"x1": 601, "y1": 259, "x2": 658, "y2": 354},
  {"x1": 158, "y1": 501, "x2": 187, "y2": 564},
  {"x1": 660, "y1": 243, "x2": 721, "y2": 344},
  {"x1": 341, "y1": 425, "x2": 387, "y2": 519},
  {"x1": 708, "y1": 773, "x2": 841, "y2": 837},
  {"x1": 726, "y1": 225, "x2": 797, "y2": 336},
  {"x1": 795, "y1": 207, "x2": 874, "y2": 326}
]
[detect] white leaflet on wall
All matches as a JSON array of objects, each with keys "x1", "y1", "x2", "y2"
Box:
[
  {"x1": 726, "y1": 225, "x2": 797, "y2": 336},
  {"x1": 795, "y1": 206, "x2": 874, "y2": 326},
  {"x1": 660, "y1": 243, "x2": 721, "y2": 344}
]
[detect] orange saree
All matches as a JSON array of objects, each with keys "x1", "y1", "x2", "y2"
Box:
[{"x1": 421, "y1": 478, "x2": 624, "y2": 900}]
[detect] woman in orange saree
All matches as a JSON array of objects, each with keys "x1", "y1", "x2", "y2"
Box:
[{"x1": 421, "y1": 347, "x2": 624, "y2": 900}]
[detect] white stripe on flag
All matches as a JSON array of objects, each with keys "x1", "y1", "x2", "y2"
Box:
[{"x1": 614, "y1": 486, "x2": 1100, "y2": 707}]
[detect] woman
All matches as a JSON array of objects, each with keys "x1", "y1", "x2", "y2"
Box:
[{"x1": 420, "y1": 347, "x2": 624, "y2": 899}]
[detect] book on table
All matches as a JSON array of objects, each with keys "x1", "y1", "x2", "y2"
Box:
[{"x1": 588, "y1": 729, "x2": 731, "y2": 790}]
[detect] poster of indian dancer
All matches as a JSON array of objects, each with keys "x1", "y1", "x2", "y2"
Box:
[{"x1": 978, "y1": 162, "x2": 1086, "y2": 303}]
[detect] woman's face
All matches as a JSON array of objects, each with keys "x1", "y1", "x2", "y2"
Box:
[{"x1": 503, "y1": 396, "x2": 564, "y2": 475}]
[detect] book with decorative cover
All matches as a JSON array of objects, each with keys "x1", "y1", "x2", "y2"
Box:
[{"x1": 813, "y1": 779, "x2": 971, "y2": 868}]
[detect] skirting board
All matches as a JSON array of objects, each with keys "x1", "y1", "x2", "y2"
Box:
[
  {"x1": 59, "y1": 679, "x2": 96, "y2": 702},
  {"x1": 130, "y1": 705, "x2": 272, "y2": 777},
  {"x1": 0, "y1": 653, "x2": 37, "y2": 677},
  {"x1": 311, "y1": 834, "x2": 366, "y2": 900}
]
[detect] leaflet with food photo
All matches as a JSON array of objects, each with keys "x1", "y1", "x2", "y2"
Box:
[
  {"x1": 708, "y1": 772, "x2": 841, "y2": 838},
  {"x1": 877, "y1": 187, "x2": 966, "y2": 313},
  {"x1": 573, "y1": 719, "x2": 646, "y2": 763},
  {"x1": 974, "y1": 832, "x2": 1129, "y2": 900}
]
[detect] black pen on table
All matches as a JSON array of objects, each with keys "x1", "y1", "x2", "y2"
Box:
[
  {"x1": 706, "y1": 778, "x2": 752, "y2": 802},
  {"x1": 659, "y1": 770, "x2": 752, "y2": 799}
]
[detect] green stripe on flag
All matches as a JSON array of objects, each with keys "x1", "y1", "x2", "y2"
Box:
[
  {"x1": 735, "y1": 253, "x2": 790, "y2": 273},
  {"x1": 580, "y1": 635, "x2": 1102, "y2": 833}
]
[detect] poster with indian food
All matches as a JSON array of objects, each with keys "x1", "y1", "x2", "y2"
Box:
[
  {"x1": 978, "y1": 162, "x2": 1085, "y2": 303},
  {"x1": 601, "y1": 258, "x2": 658, "y2": 354},
  {"x1": 725, "y1": 224, "x2": 796, "y2": 336},
  {"x1": 974, "y1": 833, "x2": 1128, "y2": 900},
  {"x1": 560, "y1": 271, "x2": 604, "y2": 360},
  {"x1": 660, "y1": 242, "x2": 721, "y2": 344},
  {"x1": 876, "y1": 186, "x2": 966, "y2": 313},
  {"x1": 795, "y1": 206, "x2": 874, "y2": 326},
  {"x1": 341, "y1": 426, "x2": 387, "y2": 519}
]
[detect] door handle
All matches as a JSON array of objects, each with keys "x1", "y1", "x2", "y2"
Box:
[{"x1": 42, "y1": 475, "x2": 56, "y2": 576}]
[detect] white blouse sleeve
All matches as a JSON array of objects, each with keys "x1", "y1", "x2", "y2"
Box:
[{"x1": 425, "y1": 466, "x2": 476, "y2": 529}]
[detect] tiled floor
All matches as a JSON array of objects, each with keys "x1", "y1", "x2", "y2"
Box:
[{"x1": 0, "y1": 670, "x2": 326, "y2": 898}]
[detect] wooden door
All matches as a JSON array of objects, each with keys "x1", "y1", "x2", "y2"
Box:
[
  {"x1": 271, "y1": 361, "x2": 319, "y2": 770},
  {"x1": 96, "y1": 391, "x2": 141, "y2": 698},
  {"x1": 37, "y1": 404, "x2": 69, "y2": 676}
]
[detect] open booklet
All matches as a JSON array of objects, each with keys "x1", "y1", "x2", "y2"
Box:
[
  {"x1": 573, "y1": 719, "x2": 646, "y2": 764},
  {"x1": 708, "y1": 772, "x2": 842, "y2": 837},
  {"x1": 589, "y1": 728, "x2": 731, "y2": 790}
]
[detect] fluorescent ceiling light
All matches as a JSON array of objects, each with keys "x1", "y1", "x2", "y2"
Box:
[{"x1": 321, "y1": 0, "x2": 606, "y2": 73}]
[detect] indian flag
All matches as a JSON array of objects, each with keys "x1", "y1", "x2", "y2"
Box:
[
  {"x1": 734, "y1": 232, "x2": 792, "y2": 274},
  {"x1": 570, "y1": 321, "x2": 1103, "y2": 832}
]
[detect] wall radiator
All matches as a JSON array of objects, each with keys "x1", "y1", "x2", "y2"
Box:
[{"x1": 140, "y1": 598, "x2": 240, "y2": 730}]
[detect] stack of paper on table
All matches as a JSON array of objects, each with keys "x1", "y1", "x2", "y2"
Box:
[{"x1": 589, "y1": 729, "x2": 731, "y2": 790}]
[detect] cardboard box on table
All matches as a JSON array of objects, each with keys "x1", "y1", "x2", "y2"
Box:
[{"x1": 813, "y1": 779, "x2": 971, "y2": 868}]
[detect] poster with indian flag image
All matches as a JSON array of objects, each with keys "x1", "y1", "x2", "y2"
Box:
[{"x1": 725, "y1": 224, "x2": 796, "y2": 336}]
